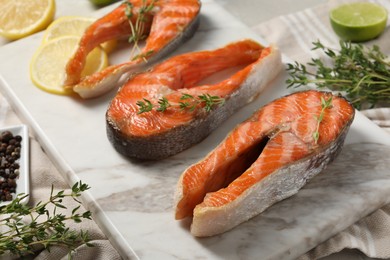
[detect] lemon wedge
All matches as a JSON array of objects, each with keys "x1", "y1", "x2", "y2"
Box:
[
  {"x1": 43, "y1": 16, "x2": 117, "y2": 53},
  {"x1": 0, "y1": 0, "x2": 55, "y2": 40},
  {"x1": 330, "y1": 2, "x2": 388, "y2": 42},
  {"x1": 30, "y1": 35, "x2": 108, "y2": 95}
]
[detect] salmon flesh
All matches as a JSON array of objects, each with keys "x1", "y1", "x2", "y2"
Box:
[
  {"x1": 65, "y1": 0, "x2": 201, "y2": 99},
  {"x1": 106, "y1": 39, "x2": 282, "y2": 160},
  {"x1": 174, "y1": 90, "x2": 355, "y2": 237}
]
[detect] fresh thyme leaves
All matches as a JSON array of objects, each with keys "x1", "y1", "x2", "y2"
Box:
[
  {"x1": 198, "y1": 93, "x2": 226, "y2": 112},
  {"x1": 0, "y1": 181, "x2": 92, "y2": 258},
  {"x1": 180, "y1": 93, "x2": 194, "y2": 99},
  {"x1": 136, "y1": 98, "x2": 153, "y2": 114},
  {"x1": 156, "y1": 97, "x2": 170, "y2": 112},
  {"x1": 179, "y1": 93, "x2": 197, "y2": 111},
  {"x1": 136, "y1": 93, "x2": 225, "y2": 114},
  {"x1": 313, "y1": 96, "x2": 333, "y2": 144},
  {"x1": 286, "y1": 40, "x2": 390, "y2": 110},
  {"x1": 124, "y1": 0, "x2": 156, "y2": 60},
  {"x1": 131, "y1": 50, "x2": 154, "y2": 61}
]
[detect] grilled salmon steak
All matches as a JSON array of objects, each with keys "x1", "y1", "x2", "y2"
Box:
[
  {"x1": 174, "y1": 90, "x2": 355, "y2": 237},
  {"x1": 64, "y1": 0, "x2": 201, "y2": 99},
  {"x1": 106, "y1": 39, "x2": 282, "y2": 160}
]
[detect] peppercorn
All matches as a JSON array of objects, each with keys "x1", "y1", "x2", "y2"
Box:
[
  {"x1": 5, "y1": 193, "x2": 12, "y2": 201},
  {"x1": 0, "y1": 131, "x2": 13, "y2": 142},
  {"x1": 0, "y1": 130, "x2": 22, "y2": 202},
  {"x1": 7, "y1": 179, "x2": 16, "y2": 188}
]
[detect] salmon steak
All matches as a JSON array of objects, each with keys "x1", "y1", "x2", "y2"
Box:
[
  {"x1": 174, "y1": 90, "x2": 355, "y2": 237},
  {"x1": 106, "y1": 39, "x2": 282, "y2": 160},
  {"x1": 64, "y1": 0, "x2": 201, "y2": 99}
]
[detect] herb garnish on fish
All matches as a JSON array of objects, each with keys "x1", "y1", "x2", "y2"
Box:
[
  {"x1": 174, "y1": 90, "x2": 354, "y2": 236},
  {"x1": 313, "y1": 96, "x2": 333, "y2": 144},
  {"x1": 198, "y1": 94, "x2": 226, "y2": 112},
  {"x1": 136, "y1": 94, "x2": 225, "y2": 114},
  {"x1": 136, "y1": 98, "x2": 154, "y2": 113},
  {"x1": 286, "y1": 40, "x2": 390, "y2": 110},
  {"x1": 124, "y1": 0, "x2": 157, "y2": 60}
]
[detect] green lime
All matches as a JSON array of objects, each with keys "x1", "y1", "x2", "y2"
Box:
[
  {"x1": 330, "y1": 2, "x2": 388, "y2": 42},
  {"x1": 89, "y1": 0, "x2": 118, "y2": 6}
]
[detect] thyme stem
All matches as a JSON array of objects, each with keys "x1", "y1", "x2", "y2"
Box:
[
  {"x1": 124, "y1": 0, "x2": 156, "y2": 61},
  {"x1": 0, "y1": 181, "x2": 93, "y2": 258},
  {"x1": 313, "y1": 96, "x2": 333, "y2": 144},
  {"x1": 286, "y1": 40, "x2": 390, "y2": 109},
  {"x1": 136, "y1": 93, "x2": 225, "y2": 114}
]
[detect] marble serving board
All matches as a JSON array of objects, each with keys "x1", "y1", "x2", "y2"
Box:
[{"x1": 1, "y1": 0, "x2": 390, "y2": 259}]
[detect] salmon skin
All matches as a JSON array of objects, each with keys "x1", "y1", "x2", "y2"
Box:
[
  {"x1": 106, "y1": 39, "x2": 282, "y2": 160},
  {"x1": 64, "y1": 0, "x2": 201, "y2": 99},
  {"x1": 174, "y1": 90, "x2": 355, "y2": 237}
]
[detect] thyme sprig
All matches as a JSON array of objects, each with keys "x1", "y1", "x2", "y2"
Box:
[
  {"x1": 124, "y1": 0, "x2": 156, "y2": 61},
  {"x1": 286, "y1": 40, "x2": 390, "y2": 110},
  {"x1": 0, "y1": 181, "x2": 92, "y2": 258},
  {"x1": 136, "y1": 93, "x2": 225, "y2": 114},
  {"x1": 136, "y1": 98, "x2": 153, "y2": 113},
  {"x1": 313, "y1": 96, "x2": 333, "y2": 144},
  {"x1": 156, "y1": 97, "x2": 170, "y2": 112},
  {"x1": 198, "y1": 94, "x2": 226, "y2": 112}
]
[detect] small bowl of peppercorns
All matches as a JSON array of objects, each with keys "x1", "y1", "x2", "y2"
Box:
[{"x1": 0, "y1": 124, "x2": 29, "y2": 205}]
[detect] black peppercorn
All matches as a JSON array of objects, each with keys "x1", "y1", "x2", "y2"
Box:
[
  {"x1": 14, "y1": 135, "x2": 22, "y2": 142},
  {"x1": 1, "y1": 131, "x2": 13, "y2": 142},
  {"x1": 0, "y1": 130, "x2": 22, "y2": 202},
  {"x1": 5, "y1": 193, "x2": 12, "y2": 201},
  {"x1": 8, "y1": 179, "x2": 16, "y2": 188}
]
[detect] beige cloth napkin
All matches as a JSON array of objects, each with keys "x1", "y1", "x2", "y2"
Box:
[
  {"x1": 252, "y1": 0, "x2": 390, "y2": 259},
  {"x1": 0, "y1": 96, "x2": 121, "y2": 259}
]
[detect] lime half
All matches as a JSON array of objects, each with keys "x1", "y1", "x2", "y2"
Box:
[
  {"x1": 330, "y1": 2, "x2": 388, "y2": 42},
  {"x1": 89, "y1": 0, "x2": 118, "y2": 6}
]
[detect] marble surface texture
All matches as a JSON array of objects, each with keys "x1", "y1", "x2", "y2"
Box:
[{"x1": 1, "y1": 0, "x2": 390, "y2": 259}]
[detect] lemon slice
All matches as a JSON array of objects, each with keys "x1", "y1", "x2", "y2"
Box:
[
  {"x1": 330, "y1": 2, "x2": 388, "y2": 42},
  {"x1": 43, "y1": 16, "x2": 117, "y2": 53},
  {"x1": 0, "y1": 0, "x2": 55, "y2": 40},
  {"x1": 30, "y1": 35, "x2": 108, "y2": 95},
  {"x1": 42, "y1": 16, "x2": 95, "y2": 42}
]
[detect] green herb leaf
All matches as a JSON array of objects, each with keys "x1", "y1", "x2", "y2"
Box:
[
  {"x1": 180, "y1": 93, "x2": 194, "y2": 100},
  {"x1": 136, "y1": 93, "x2": 225, "y2": 114},
  {"x1": 0, "y1": 182, "x2": 92, "y2": 258},
  {"x1": 156, "y1": 97, "x2": 170, "y2": 112},
  {"x1": 123, "y1": 0, "x2": 156, "y2": 61},
  {"x1": 313, "y1": 96, "x2": 333, "y2": 144},
  {"x1": 286, "y1": 40, "x2": 390, "y2": 109},
  {"x1": 136, "y1": 98, "x2": 154, "y2": 114},
  {"x1": 198, "y1": 94, "x2": 225, "y2": 112}
]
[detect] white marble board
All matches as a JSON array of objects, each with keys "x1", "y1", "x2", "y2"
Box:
[{"x1": 1, "y1": 0, "x2": 390, "y2": 259}]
